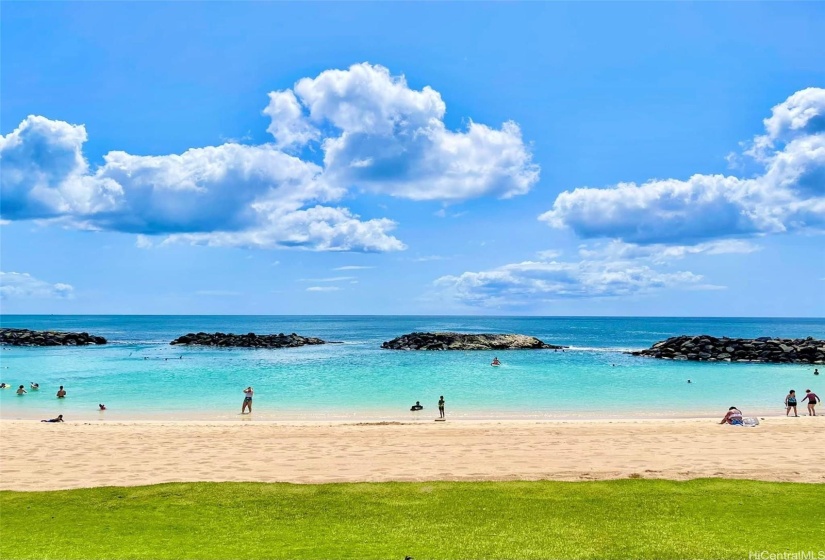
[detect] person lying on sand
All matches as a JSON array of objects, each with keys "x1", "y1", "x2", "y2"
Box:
[
  {"x1": 41, "y1": 415, "x2": 64, "y2": 423},
  {"x1": 410, "y1": 401, "x2": 423, "y2": 411},
  {"x1": 720, "y1": 407, "x2": 743, "y2": 425}
]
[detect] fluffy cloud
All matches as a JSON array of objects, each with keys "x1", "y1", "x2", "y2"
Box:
[
  {"x1": 0, "y1": 272, "x2": 74, "y2": 300},
  {"x1": 436, "y1": 258, "x2": 705, "y2": 308},
  {"x1": 1, "y1": 64, "x2": 538, "y2": 251},
  {"x1": 436, "y1": 239, "x2": 752, "y2": 307},
  {"x1": 540, "y1": 88, "x2": 825, "y2": 244},
  {"x1": 266, "y1": 63, "x2": 539, "y2": 201}
]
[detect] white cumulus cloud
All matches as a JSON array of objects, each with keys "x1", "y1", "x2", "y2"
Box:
[
  {"x1": 0, "y1": 272, "x2": 74, "y2": 300},
  {"x1": 540, "y1": 88, "x2": 825, "y2": 244},
  {"x1": 2, "y1": 64, "x2": 537, "y2": 251}
]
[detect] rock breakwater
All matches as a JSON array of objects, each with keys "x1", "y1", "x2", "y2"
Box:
[
  {"x1": 382, "y1": 332, "x2": 563, "y2": 351},
  {"x1": 170, "y1": 332, "x2": 326, "y2": 348},
  {"x1": 631, "y1": 335, "x2": 824, "y2": 364},
  {"x1": 0, "y1": 328, "x2": 107, "y2": 346}
]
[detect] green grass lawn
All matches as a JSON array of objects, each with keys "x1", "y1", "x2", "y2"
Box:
[{"x1": 1, "y1": 479, "x2": 823, "y2": 560}]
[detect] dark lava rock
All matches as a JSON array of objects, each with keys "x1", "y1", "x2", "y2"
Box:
[
  {"x1": 0, "y1": 328, "x2": 107, "y2": 347},
  {"x1": 381, "y1": 332, "x2": 564, "y2": 351},
  {"x1": 630, "y1": 335, "x2": 824, "y2": 364},
  {"x1": 170, "y1": 332, "x2": 326, "y2": 348}
]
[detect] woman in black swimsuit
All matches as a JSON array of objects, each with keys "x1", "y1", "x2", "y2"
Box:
[{"x1": 785, "y1": 390, "x2": 797, "y2": 417}]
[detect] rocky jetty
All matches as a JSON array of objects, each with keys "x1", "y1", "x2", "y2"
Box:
[
  {"x1": 0, "y1": 328, "x2": 107, "y2": 346},
  {"x1": 170, "y1": 332, "x2": 326, "y2": 348},
  {"x1": 382, "y1": 332, "x2": 564, "y2": 351},
  {"x1": 631, "y1": 335, "x2": 824, "y2": 364}
]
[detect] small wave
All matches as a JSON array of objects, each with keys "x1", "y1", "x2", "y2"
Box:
[{"x1": 565, "y1": 346, "x2": 642, "y2": 353}]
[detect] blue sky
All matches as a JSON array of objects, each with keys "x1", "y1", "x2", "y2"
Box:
[{"x1": 1, "y1": 2, "x2": 824, "y2": 316}]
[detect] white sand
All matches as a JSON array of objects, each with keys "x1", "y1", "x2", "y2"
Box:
[{"x1": 1, "y1": 417, "x2": 822, "y2": 491}]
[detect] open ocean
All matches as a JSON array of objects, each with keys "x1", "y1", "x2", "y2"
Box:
[{"x1": 1, "y1": 316, "x2": 823, "y2": 421}]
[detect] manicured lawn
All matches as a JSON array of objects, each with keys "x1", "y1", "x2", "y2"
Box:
[{"x1": 1, "y1": 479, "x2": 823, "y2": 559}]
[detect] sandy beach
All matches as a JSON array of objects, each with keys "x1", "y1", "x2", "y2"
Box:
[{"x1": 1, "y1": 416, "x2": 823, "y2": 491}]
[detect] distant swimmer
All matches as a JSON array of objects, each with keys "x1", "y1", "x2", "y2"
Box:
[
  {"x1": 241, "y1": 386, "x2": 254, "y2": 414},
  {"x1": 815, "y1": 368, "x2": 820, "y2": 376},
  {"x1": 0, "y1": 383, "x2": 9, "y2": 389},
  {"x1": 17, "y1": 385, "x2": 27, "y2": 395},
  {"x1": 410, "y1": 401, "x2": 423, "y2": 411},
  {"x1": 491, "y1": 357, "x2": 501, "y2": 366},
  {"x1": 687, "y1": 379, "x2": 692, "y2": 384},
  {"x1": 56, "y1": 386, "x2": 66, "y2": 398},
  {"x1": 30, "y1": 382, "x2": 39, "y2": 390},
  {"x1": 99, "y1": 404, "x2": 107, "y2": 411},
  {"x1": 41, "y1": 415, "x2": 64, "y2": 423}
]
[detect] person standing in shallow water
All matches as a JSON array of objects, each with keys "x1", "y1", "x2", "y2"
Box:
[
  {"x1": 785, "y1": 390, "x2": 798, "y2": 417},
  {"x1": 241, "y1": 386, "x2": 253, "y2": 414},
  {"x1": 56, "y1": 386, "x2": 66, "y2": 398},
  {"x1": 801, "y1": 389, "x2": 819, "y2": 416},
  {"x1": 438, "y1": 396, "x2": 445, "y2": 419}
]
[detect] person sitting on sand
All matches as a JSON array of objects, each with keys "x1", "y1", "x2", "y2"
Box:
[
  {"x1": 491, "y1": 357, "x2": 501, "y2": 366},
  {"x1": 30, "y1": 382, "x2": 39, "y2": 390},
  {"x1": 720, "y1": 407, "x2": 743, "y2": 425},
  {"x1": 241, "y1": 386, "x2": 253, "y2": 414},
  {"x1": 40, "y1": 415, "x2": 64, "y2": 423},
  {"x1": 56, "y1": 386, "x2": 66, "y2": 398},
  {"x1": 800, "y1": 389, "x2": 819, "y2": 416},
  {"x1": 16, "y1": 385, "x2": 27, "y2": 395},
  {"x1": 410, "y1": 401, "x2": 423, "y2": 411},
  {"x1": 99, "y1": 404, "x2": 106, "y2": 411},
  {"x1": 785, "y1": 390, "x2": 798, "y2": 417}
]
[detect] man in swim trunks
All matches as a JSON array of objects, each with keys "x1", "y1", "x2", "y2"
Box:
[
  {"x1": 241, "y1": 386, "x2": 254, "y2": 414},
  {"x1": 438, "y1": 396, "x2": 445, "y2": 419},
  {"x1": 56, "y1": 386, "x2": 66, "y2": 398},
  {"x1": 410, "y1": 401, "x2": 423, "y2": 411},
  {"x1": 41, "y1": 415, "x2": 64, "y2": 423},
  {"x1": 800, "y1": 390, "x2": 819, "y2": 416}
]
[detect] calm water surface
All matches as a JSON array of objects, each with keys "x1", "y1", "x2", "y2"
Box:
[{"x1": 1, "y1": 316, "x2": 823, "y2": 421}]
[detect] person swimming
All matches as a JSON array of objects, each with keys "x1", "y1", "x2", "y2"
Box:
[
  {"x1": 16, "y1": 385, "x2": 27, "y2": 395},
  {"x1": 99, "y1": 404, "x2": 107, "y2": 411},
  {"x1": 41, "y1": 415, "x2": 64, "y2": 423},
  {"x1": 0, "y1": 383, "x2": 9, "y2": 389},
  {"x1": 410, "y1": 401, "x2": 423, "y2": 411},
  {"x1": 491, "y1": 357, "x2": 501, "y2": 366},
  {"x1": 30, "y1": 382, "x2": 39, "y2": 390}
]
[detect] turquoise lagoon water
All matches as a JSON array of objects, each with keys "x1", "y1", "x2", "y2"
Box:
[{"x1": 0, "y1": 316, "x2": 823, "y2": 421}]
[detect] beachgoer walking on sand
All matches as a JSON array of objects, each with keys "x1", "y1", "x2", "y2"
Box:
[
  {"x1": 438, "y1": 396, "x2": 445, "y2": 419},
  {"x1": 800, "y1": 389, "x2": 819, "y2": 416},
  {"x1": 720, "y1": 406, "x2": 743, "y2": 425},
  {"x1": 56, "y1": 386, "x2": 66, "y2": 398},
  {"x1": 785, "y1": 390, "x2": 798, "y2": 417},
  {"x1": 241, "y1": 386, "x2": 254, "y2": 414},
  {"x1": 16, "y1": 385, "x2": 26, "y2": 395},
  {"x1": 41, "y1": 415, "x2": 64, "y2": 423}
]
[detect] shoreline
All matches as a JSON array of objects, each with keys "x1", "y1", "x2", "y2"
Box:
[{"x1": 2, "y1": 416, "x2": 822, "y2": 491}]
